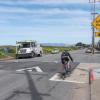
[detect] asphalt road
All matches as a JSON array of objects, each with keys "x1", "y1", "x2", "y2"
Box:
[{"x1": 0, "y1": 49, "x2": 100, "y2": 100}]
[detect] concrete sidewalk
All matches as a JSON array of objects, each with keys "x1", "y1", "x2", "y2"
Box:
[
  {"x1": 73, "y1": 83, "x2": 90, "y2": 100},
  {"x1": 91, "y1": 79, "x2": 100, "y2": 100},
  {"x1": 77, "y1": 63, "x2": 100, "y2": 71},
  {"x1": 50, "y1": 63, "x2": 100, "y2": 84},
  {"x1": 73, "y1": 63, "x2": 100, "y2": 100}
]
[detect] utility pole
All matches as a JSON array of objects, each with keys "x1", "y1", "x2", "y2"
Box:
[
  {"x1": 90, "y1": 0, "x2": 100, "y2": 54},
  {"x1": 92, "y1": 0, "x2": 96, "y2": 54},
  {"x1": 90, "y1": 0, "x2": 96, "y2": 54}
]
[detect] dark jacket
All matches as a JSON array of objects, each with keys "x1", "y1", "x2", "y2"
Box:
[{"x1": 61, "y1": 51, "x2": 73, "y2": 62}]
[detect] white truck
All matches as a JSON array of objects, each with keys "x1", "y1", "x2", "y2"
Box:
[{"x1": 16, "y1": 40, "x2": 43, "y2": 59}]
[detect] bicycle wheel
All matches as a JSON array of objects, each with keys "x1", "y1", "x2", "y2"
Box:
[{"x1": 64, "y1": 61, "x2": 72, "y2": 76}]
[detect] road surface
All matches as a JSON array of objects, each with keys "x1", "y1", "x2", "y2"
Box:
[{"x1": 0, "y1": 49, "x2": 100, "y2": 100}]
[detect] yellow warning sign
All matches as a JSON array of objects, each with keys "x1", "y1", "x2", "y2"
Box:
[
  {"x1": 95, "y1": 32, "x2": 100, "y2": 37},
  {"x1": 92, "y1": 15, "x2": 100, "y2": 30}
]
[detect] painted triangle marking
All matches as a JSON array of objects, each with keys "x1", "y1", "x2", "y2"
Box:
[
  {"x1": 35, "y1": 66, "x2": 43, "y2": 72},
  {"x1": 49, "y1": 73, "x2": 87, "y2": 84},
  {"x1": 16, "y1": 66, "x2": 43, "y2": 72}
]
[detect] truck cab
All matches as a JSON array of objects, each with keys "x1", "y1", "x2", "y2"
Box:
[{"x1": 16, "y1": 40, "x2": 43, "y2": 59}]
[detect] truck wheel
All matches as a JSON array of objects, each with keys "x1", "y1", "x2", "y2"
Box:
[
  {"x1": 39, "y1": 51, "x2": 42, "y2": 57},
  {"x1": 16, "y1": 55, "x2": 19, "y2": 59},
  {"x1": 31, "y1": 52, "x2": 35, "y2": 58}
]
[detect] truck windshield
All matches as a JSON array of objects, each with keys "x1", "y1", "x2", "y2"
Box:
[{"x1": 21, "y1": 43, "x2": 30, "y2": 48}]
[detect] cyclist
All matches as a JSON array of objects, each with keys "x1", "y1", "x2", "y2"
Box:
[{"x1": 61, "y1": 50, "x2": 73, "y2": 75}]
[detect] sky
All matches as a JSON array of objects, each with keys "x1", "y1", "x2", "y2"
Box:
[{"x1": 0, "y1": 0, "x2": 100, "y2": 45}]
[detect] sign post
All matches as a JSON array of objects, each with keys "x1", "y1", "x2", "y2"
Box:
[{"x1": 90, "y1": 0, "x2": 96, "y2": 54}]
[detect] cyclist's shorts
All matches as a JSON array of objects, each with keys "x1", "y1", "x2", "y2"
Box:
[{"x1": 61, "y1": 57, "x2": 69, "y2": 64}]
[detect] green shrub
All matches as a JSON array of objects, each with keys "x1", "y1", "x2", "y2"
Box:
[
  {"x1": 0, "y1": 51, "x2": 5, "y2": 58},
  {"x1": 8, "y1": 48, "x2": 15, "y2": 53},
  {"x1": 42, "y1": 46, "x2": 78, "y2": 54},
  {"x1": 0, "y1": 52, "x2": 3, "y2": 56},
  {"x1": 0, "y1": 46, "x2": 16, "y2": 58},
  {"x1": 43, "y1": 48, "x2": 52, "y2": 54}
]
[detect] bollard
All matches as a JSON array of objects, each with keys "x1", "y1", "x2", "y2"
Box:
[
  {"x1": 89, "y1": 69, "x2": 94, "y2": 100},
  {"x1": 89, "y1": 69, "x2": 94, "y2": 84}
]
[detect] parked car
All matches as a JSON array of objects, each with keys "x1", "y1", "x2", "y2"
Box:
[
  {"x1": 51, "y1": 48, "x2": 60, "y2": 54},
  {"x1": 85, "y1": 48, "x2": 92, "y2": 53}
]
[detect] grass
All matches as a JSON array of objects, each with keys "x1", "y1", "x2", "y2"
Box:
[
  {"x1": 42, "y1": 46, "x2": 78, "y2": 54},
  {"x1": 0, "y1": 52, "x2": 6, "y2": 59},
  {"x1": 0, "y1": 45, "x2": 15, "y2": 59},
  {"x1": 0, "y1": 45, "x2": 78, "y2": 59}
]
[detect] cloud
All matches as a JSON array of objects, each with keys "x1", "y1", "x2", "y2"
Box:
[
  {"x1": 0, "y1": 6, "x2": 30, "y2": 13},
  {"x1": 0, "y1": 2, "x2": 91, "y2": 26},
  {"x1": 0, "y1": 0, "x2": 89, "y2": 4},
  {"x1": 0, "y1": 6, "x2": 90, "y2": 15},
  {"x1": 0, "y1": 2, "x2": 91, "y2": 12},
  {"x1": 0, "y1": 1, "x2": 93, "y2": 45},
  {"x1": 0, "y1": 2, "x2": 90, "y2": 18},
  {"x1": 0, "y1": 8, "x2": 91, "y2": 28}
]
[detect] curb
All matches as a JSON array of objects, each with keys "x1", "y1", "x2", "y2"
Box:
[{"x1": 0, "y1": 57, "x2": 15, "y2": 61}]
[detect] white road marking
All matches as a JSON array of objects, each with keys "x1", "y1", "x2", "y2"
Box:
[
  {"x1": 16, "y1": 68, "x2": 26, "y2": 72},
  {"x1": 49, "y1": 73, "x2": 87, "y2": 84},
  {"x1": 29, "y1": 60, "x2": 60, "y2": 63},
  {"x1": 35, "y1": 66, "x2": 43, "y2": 72},
  {"x1": 0, "y1": 59, "x2": 60, "y2": 63},
  {"x1": 16, "y1": 66, "x2": 43, "y2": 72},
  {"x1": 54, "y1": 61, "x2": 59, "y2": 63},
  {"x1": 28, "y1": 70, "x2": 32, "y2": 72}
]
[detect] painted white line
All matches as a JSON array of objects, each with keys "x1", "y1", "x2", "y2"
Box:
[
  {"x1": 26, "y1": 67, "x2": 35, "y2": 70},
  {"x1": 54, "y1": 61, "x2": 59, "y2": 63},
  {"x1": 35, "y1": 66, "x2": 43, "y2": 72},
  {"x1": 50, "y1": 78, "x2": 86, "y2": 84},
  {"x1": 49, "y1": 73, "x2": 60, "y2": 80},
  {"x1": 49, "y1": 73, "x2": 87, "y2": 84},
  {"x1": 16, "y1": 66, "x2": 43, "y2": 73},
  {"x1": 28, "y1": 60, "x2": 60, "y2": 63},
  {"x1": 16, "y1": 68, "x2": 33, "y2": 72},
  {"x1": 2, "y1": 59, "x2": 60, "y2": 63},
  {"x1": 16, "y1": 69, "x2": 26, "y2": 72},
  {"x1": 28, "y1": 70, "x2": 32, "y2": 72}
]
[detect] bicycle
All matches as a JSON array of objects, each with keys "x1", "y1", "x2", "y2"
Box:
[{"x1": 60, "y1": 60, "x2": 72, "y2": 80}]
